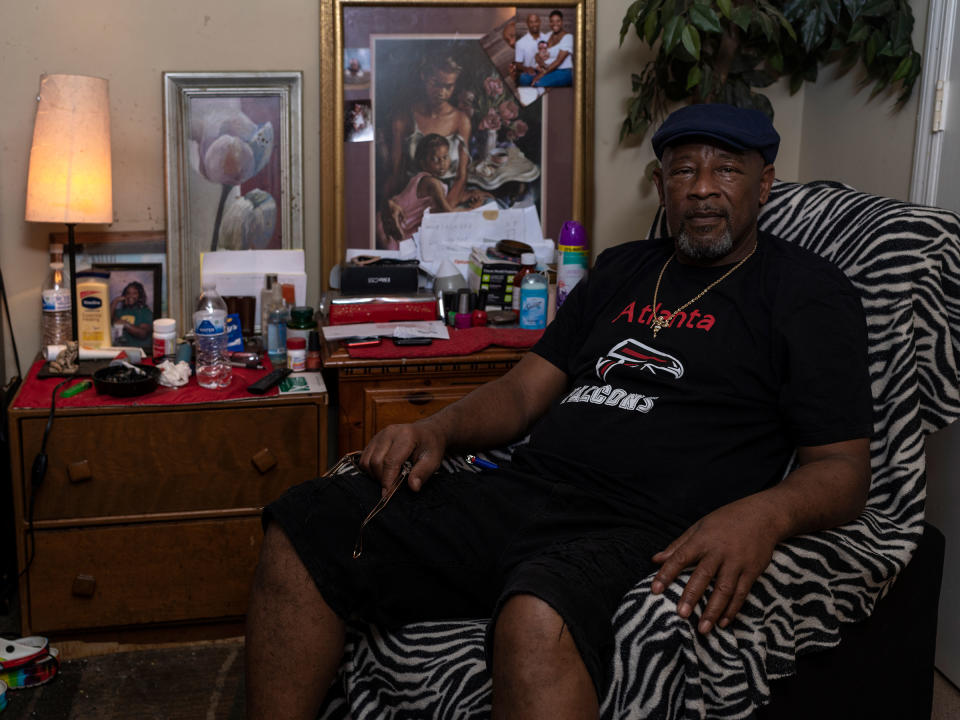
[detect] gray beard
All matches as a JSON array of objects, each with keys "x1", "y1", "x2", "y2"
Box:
[{"x1": 676, "y1": 225, "x2": 733, "y2": 261}]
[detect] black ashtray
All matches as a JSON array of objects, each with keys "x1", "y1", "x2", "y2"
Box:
[{"x1": 92, "y1": 364, "x2": 161, "y2": 397}]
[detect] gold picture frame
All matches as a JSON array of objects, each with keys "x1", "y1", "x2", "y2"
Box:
[{"x1": 320, "y1": 0, "x2": 595, "y2": 285}]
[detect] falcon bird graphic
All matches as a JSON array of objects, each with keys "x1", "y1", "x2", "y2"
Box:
[{"x1": 595, "y1": 339, "x2": 684, "y2": 382}]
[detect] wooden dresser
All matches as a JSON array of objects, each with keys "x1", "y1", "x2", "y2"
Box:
[
  {"x1": 322, "y1": 342, "x2": 524, "y2": 456},
  {"x1": 8, "y1": 389, "x2": 327, "y2": 637}
]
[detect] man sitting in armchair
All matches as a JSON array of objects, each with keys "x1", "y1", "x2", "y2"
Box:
[{"x1": 246, "y1": 103, "x2": 873, "y2": 720}]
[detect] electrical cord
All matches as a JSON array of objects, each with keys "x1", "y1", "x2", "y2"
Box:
[
  {"x1": 0, "y1": 261, "x2": 21, "y2": 611},
  {"x1": 19, "y1": 378, "x2": 77, "y2": 581},
  {"x1": 0, "y1": 262, "x2": 22, "y2": 381}
]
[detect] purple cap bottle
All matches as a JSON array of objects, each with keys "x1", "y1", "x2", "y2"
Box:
[{"x1": 556, "y1": 221, "x2": 589, "y2": 308}]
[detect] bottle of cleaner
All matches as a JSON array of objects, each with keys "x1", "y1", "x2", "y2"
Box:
[{"x1": 556, "y1": 221, "x2": 589, "y2": 309}]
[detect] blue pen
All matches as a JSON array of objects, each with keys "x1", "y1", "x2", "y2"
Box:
[{"x1": 465, "y1": 454, "x2": 499, "y2": 470}]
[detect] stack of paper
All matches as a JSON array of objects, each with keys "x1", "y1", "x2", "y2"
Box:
[{"x1": 417, "y1": 205, "x2": 553, "y2": 279}]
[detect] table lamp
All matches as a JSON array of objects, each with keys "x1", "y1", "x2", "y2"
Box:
[{"x1": 25, "y1": 73, "x2": 113, "y2": 342}]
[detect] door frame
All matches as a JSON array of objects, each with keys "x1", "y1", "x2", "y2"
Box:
[{"x1": 910, "y1": 0, "x2": 957, "y2": 205}]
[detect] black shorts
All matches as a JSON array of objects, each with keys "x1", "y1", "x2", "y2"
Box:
[{"x1": 264, "y1": 461, "x2": 671, "y2": 696}]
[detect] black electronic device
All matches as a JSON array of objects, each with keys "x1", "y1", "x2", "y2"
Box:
[
  {"x1": 340, "y1": 261, "x2": 420, "y2": 295},
  {"x1": 246, "y1": 367, "x2": 292, "y2": 394},
  {"x1": 392, "y1": 337, "x2": 433, "y2": 346}
]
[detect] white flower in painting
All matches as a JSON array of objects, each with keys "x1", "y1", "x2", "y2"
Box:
[
  {"x1": 192, "y1": 103, "x2": 274, "y2": 186},
  {"x1": 219, "y1": 188, "x2": 277, "y2": 250},
  {"x1": 188, "y1": 99, "x2": 275, "y2": 250}
]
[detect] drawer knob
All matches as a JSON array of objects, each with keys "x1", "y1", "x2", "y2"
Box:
[
  {"x1": 67, "y1": 460, "x2": 93, "y2": 484},
  {"x1": 406, "y1": 391, "x2": 433, "y2": 406},
  {"x1": 252, "y1": 448, "x2": 278, "y2": 474},
  {"x1": 72, "y1": 574, "x2": 96, "y2": 597}
]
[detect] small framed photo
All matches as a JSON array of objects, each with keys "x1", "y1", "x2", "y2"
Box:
[
  {"x1": 92, "y1": 263, "x2": 163, "y2": 351},
  {"x1": 163, "y1": 71, "x2": 303, "y2": 330}
]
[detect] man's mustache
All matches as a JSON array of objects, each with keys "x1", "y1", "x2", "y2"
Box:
[{"x1": 684, "y1": 205, "x2": 729, "y2": 220}]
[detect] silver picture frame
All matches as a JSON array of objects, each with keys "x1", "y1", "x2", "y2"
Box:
[{"x1": 163, "y1": 71, "x2": 303, "y2": 331}]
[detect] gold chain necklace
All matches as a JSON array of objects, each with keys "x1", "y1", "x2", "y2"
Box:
[{"x1": 650, "y1": 240, "x2": 758, "y2": 338}]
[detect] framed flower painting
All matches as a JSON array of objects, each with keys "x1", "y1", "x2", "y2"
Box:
[
  {"x1": 320, "y1": 0, "x2": 595, "y2": 278},
  {"x1": 163, "y1": 72, "x2": 303, "y2": 330}
]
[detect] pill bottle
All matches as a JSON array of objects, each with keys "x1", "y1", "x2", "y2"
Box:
[
  {"x1": 287, "y1": 336, "x2": 307, "y2": 372},
  {"x1": 152, "y1": 318, "x2": 177, "y2": 361},
  {"x1": 306, "y1": 330, "x2": 322, "y2": 371},
  {"x1": 75, "y1": 270, "x2": 111, "y2": 347},
  {"x1": 286, "y1": 305, "x2": 317, "y2": 341}
]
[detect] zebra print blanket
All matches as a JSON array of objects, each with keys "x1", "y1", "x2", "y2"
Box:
[{"x1": 318, "y1": 180, "x2": 960, "y2": 719}]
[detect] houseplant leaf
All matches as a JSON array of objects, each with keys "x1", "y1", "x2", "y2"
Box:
[
  {"x1": 644, "y1": 9, "x2": 661, "y2": 45},
  {"x1": 689, "y1": 3, "x2": 723, "y2": 34},
  {"x1": 681, "y1": 24, "x2": 701, "y2": 60},
  {"x1": 800, "y1": 7, "x2": 827, "y2": 50},
  {"x1": 662, "y1": 15, "x2": 685, "y2": 53},
  {"x1": 731, "y1": 5, "x2": 753, "y2": 31}
]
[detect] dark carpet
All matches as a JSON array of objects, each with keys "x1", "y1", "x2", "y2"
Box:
[{"x1": 2, "y1": 639, "x2": 245, "y2": 719}]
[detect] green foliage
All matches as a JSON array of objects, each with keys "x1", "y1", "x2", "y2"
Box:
[{"x1": 619, "y1": 0, "x2": 921, "y2": 141}]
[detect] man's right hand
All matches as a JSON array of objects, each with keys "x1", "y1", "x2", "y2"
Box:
[
  {"x1": 359, "y1": 353, "x2": 570, "y2": 496},
  {"x1": 359, "y1": 420, "x2": 447, "y2": 494}
]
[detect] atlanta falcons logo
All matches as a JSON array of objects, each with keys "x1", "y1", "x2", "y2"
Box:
[{"x1": 595, "y1": 338, "x2": 684, "y2": 382}]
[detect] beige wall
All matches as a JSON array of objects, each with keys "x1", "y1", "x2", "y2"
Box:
[
  {"x1": 0, "y1": 0, "x2": 321, "y2": 374},
  {"x1": 798, "y1": 0, "x2": 928, "y2": 199},
  {"x1": 0, "y1": 0, "x2": 924, "y2": 374}
]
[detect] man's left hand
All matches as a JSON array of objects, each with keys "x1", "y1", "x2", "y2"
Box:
[{"x1": 650, "y1": 495, "x2": 782, "y2": 634}]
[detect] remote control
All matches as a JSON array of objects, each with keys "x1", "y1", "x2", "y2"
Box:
[{"x1": 246, "y1": 367, "x2": 292, "y2": 394}]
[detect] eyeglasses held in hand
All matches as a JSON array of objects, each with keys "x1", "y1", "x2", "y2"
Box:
[{"x1": 325, "y1": 451, "x2": 409, "y2": 560}]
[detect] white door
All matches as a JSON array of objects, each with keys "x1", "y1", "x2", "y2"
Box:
[{"x1": 923, "y1": 0, "x2": 960, "y2": 686}]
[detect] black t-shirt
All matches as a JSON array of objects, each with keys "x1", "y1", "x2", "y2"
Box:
[{"x1": 514, "y1": 233, "x2": 873, "y2": 537}]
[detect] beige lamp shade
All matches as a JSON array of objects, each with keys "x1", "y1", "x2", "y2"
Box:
[{"x1": 25, "y1": 74, "x2": 113, "y2": 224}]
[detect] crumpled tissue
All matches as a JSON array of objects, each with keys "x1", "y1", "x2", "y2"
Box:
[{"x1": 157, "y1": 360, "x2": 192, "y2": 388}]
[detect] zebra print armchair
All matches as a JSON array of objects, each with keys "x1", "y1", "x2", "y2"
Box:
[{"x1": 318, "y1": 180, "x2": 960, "y2": 719}]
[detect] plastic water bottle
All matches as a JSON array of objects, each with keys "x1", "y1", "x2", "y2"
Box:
[
  {"x1": 41, "y1": 243, "x2": 72, "y2": 346},
  {"x1": 194, "y1": 281, "x2": 232, "y2": 389},
  {"x1": 266, "y1": 307, "x2": 288, "y2": 368},
  {"x1": 518, "y1": 272, "x2": 548, "y2": 329}
]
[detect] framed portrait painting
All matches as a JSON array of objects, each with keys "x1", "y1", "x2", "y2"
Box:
[
  {"x1": 163, "y1": 71, "x2": 303, "y2": 330},
  {"x1": 320, "y1": 0, "x2": 595, "y2": 281}
]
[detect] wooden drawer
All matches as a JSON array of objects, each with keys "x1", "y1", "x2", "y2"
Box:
[
  {"x1": 362, "y1": 384, "x2": 481, "y2": 443},
  {"x1": 26, "y1": 517, "x2": 263, "y2": 632},
  {"x1": 17, "y1": 404, "x2": 321, "y2": 521}
]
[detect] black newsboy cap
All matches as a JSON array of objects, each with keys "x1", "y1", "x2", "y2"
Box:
[{"x1": 651, "y1": 103, "x2": 780, "y2": 165}]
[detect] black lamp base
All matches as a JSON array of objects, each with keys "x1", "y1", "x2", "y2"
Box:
[{"x1": 66, "y1": 222, "x2": 78, "y2": 342}]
